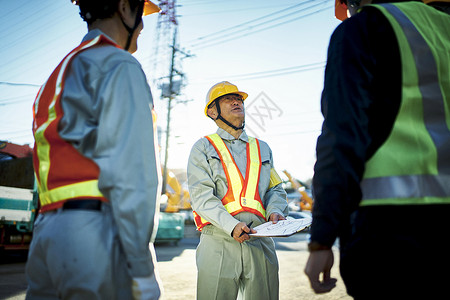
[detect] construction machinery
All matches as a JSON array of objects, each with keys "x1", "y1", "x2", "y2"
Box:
[
  {"x1": 155, "y1": 169, "x2": 192, "y2": 244},
  {"x1": 282, "y1": 170, "x2": 313, "y2": 212},
  {"x1": 0, "y1": 141, "x2": 38, "y2": 251},
  {"x1": 162, "y1": 169, "x2": 191, "y2": 213}
]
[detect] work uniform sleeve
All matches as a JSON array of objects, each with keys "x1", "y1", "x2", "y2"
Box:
[
  {"x1": 60, "y1": 53, "x2": 160, "y2": 278},
  {"x1": 187, "y1": 139, "x2": 240, "y2": 235},
  {"x1": 260, "y1": 142, "x2": 288, "y2": 218},
  {"x1": 96, "y1": 61, "x2": 160, "y2": 278}
]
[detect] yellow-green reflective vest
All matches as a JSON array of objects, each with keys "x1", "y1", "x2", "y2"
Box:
[{"x1": 361, "y1": 2, "x2": 450, "y2": 206}]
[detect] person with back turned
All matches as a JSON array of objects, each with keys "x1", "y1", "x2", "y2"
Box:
[
  {"x1": 304, "y1": 1, "x2": 450, "y2": 299},
  {"x1": 26, "y1": 1, "x2": 162, "y2": 299}
]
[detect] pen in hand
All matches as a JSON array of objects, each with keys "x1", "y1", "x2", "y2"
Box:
[{"x1": 239, "y1": 221, "x2": 253, "y2": 237}]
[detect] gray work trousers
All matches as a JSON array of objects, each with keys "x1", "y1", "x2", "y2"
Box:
[
  {"x1": 196, "y1": 224, "x2": 279, "y2": 300},
  {"x1": 25, "y1": 204, "x2": 132, "y2": 300}
]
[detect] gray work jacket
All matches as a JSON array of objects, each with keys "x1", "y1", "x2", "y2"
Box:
[
  {"x1": 187, "y1": 128, "x2": 288, "y2": 235},
  {"x1": 58, "y1": 29, "x2": 160, "y2": 278}
]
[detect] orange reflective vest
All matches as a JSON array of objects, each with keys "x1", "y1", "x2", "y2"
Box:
[
  {"x1": 193, "y1": 133, "x2": 266, "y2": 231},
  {"x1": 32, "y1": 35, "x2": 118, "y2": 212}
]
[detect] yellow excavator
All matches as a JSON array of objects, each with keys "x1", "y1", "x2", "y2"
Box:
[
  {"x1": 163, "y1": 170, "x2": 191, "y2": 213},
  {"x1": 282, "y1": 170, "x2": 313, "y2": 212},
  {"x1": 155, "y1": 169, "x2": 192, "y2": 244}
]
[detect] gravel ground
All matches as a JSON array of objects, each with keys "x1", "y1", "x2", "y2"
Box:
[{"x1": 156, "y1": 225, "x2": 353, "y2": 300}]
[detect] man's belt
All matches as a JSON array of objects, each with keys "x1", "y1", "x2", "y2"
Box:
[{"x1": 63, "y1": 199, "x2": 102, "y2": 210}]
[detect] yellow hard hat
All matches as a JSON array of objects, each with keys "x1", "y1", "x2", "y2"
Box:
[
  {"x1": 204, "y1": 81, "x2": 248, "y2": 116},
  {"x1": 143, "y1": 0, "x2": 160, "y2": 15}
]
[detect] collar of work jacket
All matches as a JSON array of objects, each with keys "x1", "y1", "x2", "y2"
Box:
[
  {"x1": 215, "y1": 127, "x2": 249, "y2": 143},
  {"x1": 82, "y1": 29, "x2": 117, "y2": 45}
]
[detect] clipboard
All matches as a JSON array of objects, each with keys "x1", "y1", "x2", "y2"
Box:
[{"x1": 248, "y1": 217, "x2": 312, "y2": 237}]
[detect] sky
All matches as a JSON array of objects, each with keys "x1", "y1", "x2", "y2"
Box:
[{"x1": 0, "y1": 0, "x2": 341, "y2": 182}]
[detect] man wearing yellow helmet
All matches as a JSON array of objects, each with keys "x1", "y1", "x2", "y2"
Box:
[
  {"x1": 305, "y1": 0, "x2": 450, "y2": 299},
  {"x1": 203, "y1": 81, "x2": 249, "y2": 132},
  {"x1": 187, "y1": 81, "x2": 289, "y2": 299},
  {"x1": 25, "y1": 1, "x2": 162, "y2": 299}
]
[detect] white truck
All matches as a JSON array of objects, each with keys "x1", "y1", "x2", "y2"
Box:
[{"x1": 0, "y1": 141, "x2": 38, "y2": 251}]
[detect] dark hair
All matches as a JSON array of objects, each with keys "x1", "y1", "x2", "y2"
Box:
[{"x1": 78, "y1": 0, "x2": 142, "y2": 24}]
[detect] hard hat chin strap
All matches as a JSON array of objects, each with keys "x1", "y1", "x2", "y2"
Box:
[
  {"x1": 214, "y1": 102, "x2": 245, "y2": 131},
  {"x1": 120, "y1": 3, "x2": 144, "y2": 51}
]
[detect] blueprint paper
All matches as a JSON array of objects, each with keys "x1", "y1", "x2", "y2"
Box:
[{"x1": 249, "y1": 218, "x2": 312, "y2": 237}]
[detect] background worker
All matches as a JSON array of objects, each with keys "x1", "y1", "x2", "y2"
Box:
[
  {"x1": 187, "y1": 81, "x2": 289, "y2": 300},
  {"x1": 304, "y1": 0, "x2": 450, "y2": 299},
  {"x1": 26, "y1": 0, "x2": 162, "y2": 299}
]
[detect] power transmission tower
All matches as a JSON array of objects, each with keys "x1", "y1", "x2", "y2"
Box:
[{"x1": 152, "y1": 0, "x2": 178, "y2": 83}]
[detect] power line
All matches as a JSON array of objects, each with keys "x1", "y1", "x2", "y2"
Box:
[
  {"x1": 187, "y1": 0, "x2": 316, "y2": 46},
  {"x1": 0, "y1": 1, "x2": 64, "y2": 48},
  {"x1": 189, "y1": 61, "x2": 326, "y2": 84},
  {"x1": 181, "y1": 4, "x2": 296, "y2": 17},
  {"x1": 180, "y1": 0, "x2": 242, "y2": 6},
  {"x1": 224, "y1": 62, "x2": 326, "y2": 80},
  {"x1": 0, "y1": 2, "x2": 82, "y2": 80},
  {"x1": 240, "y1": 65, "x2": 325, "y2": 81},
  {"x1": 0, "y1": 81, "x2": 41, "y2": 87},
  {"x1": 0, "y1": 22, "x2": 82, "y2": 76},
  {"x1": 192, "y1": 2, "x2": 331, "y2": 50}
]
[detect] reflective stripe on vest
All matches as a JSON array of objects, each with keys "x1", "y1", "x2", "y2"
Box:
[
  {"x1": 361, "y1": 3, "x2": 450, "y2": 206},
  {"x1": 33, "y1": 35, "x2": 117, "y2": 211},
  {"x1": 193, "y1": 133, "x2": 266, "y2": 230}
]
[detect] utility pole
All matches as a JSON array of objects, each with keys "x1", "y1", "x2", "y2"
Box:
[
  {"x1": 161, "y1": 28, "x2": 177, "y2": 195},
  {"x1": 153, "y1": 0, "x2": 192, "y2": 195}
]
